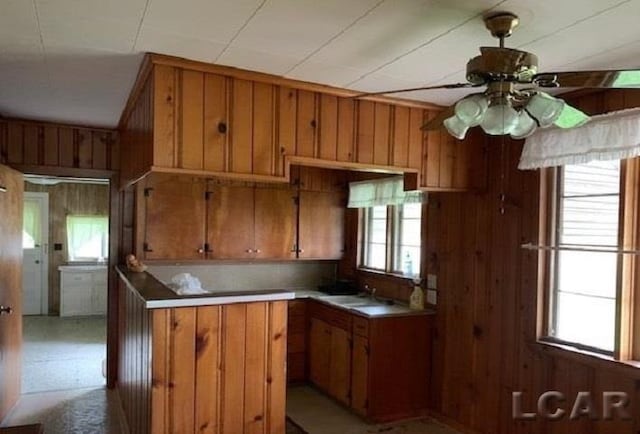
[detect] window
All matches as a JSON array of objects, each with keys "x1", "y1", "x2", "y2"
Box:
[
  {"x1": 546, "y1": 160, "x2": 621, "y2": 353},
  {"x1": 23, "y1": 199, "x2": 42, "y2": 249},
  {"x1": 66, "y1": 215, "x2": 109, "y2": 262},
  {"x1": 360, "y1": 203, "x2": 422, "y2": 277}
]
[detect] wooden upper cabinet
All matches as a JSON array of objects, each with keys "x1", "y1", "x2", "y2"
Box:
[
  {"x1": 277, "y1": 86, "x2": 297, "y2": 175},
  {"x1": 203, "y1": 74, "x2": 228, "y2": 172},
  {"x1": 298, "y1": 190, "x2": 345, "y2": 260},
  {"x1": 296, "y1": 90, "x2": 318, "y2": 158},
  {"x1": 153, "y1": 64, "x2": 177, "y2": 168},
  {"x1": 254, "y1": 187, "x2": 296, "y2": 259},
  {"x1": 177, "y1": 70, "x2": 205, "y2": 170},
  {"x1": 373, "y1": 103, "x2": 391, "y2": 166},
  {"x1": 356, "y1": 100, "x2": 374, "y2": 164},
  {"x1": 336, "y1": 98, "x2": 355, "y2": 162},
  {"x1": 230, "y1": 79, "x2": 253, "y2": 174},
  {"x1": 318, "y1": 94, "x2": 338, "y2": 161},
  {"x1": 207, "y1": 184, "x2": 255, "y2": 259},
  {"x1": 252, "y1": 83, "x2": 276, "y2": 176},
  {"x1": 142, "y1": 176, "x2": 207, "y2": 260}
]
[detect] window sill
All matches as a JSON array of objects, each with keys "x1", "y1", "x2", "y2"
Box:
[
  {"x1": 356, "y1": 267, "x2": 418, "y2": 282},
  {"x1": 534, "y1": 339, "x2": 640, "y2": 378}
]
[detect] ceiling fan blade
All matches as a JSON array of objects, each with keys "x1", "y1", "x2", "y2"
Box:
[
  {"x1": 353, "y1": 82, "x2": 478, "y2": 98},
  {"x1": 533, "y1": 69, "x2": 640, "y2": 88},
  {"x1": 554, "y1": 103, "x2": 590, "y2": 129},
  {"x1": 421, "y1": 105, "x2": 454, "y2": 131}
]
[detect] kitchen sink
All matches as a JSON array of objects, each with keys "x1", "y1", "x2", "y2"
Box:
[{"x1": 317, "y1": 294, "x2": 389, "y2": 308}]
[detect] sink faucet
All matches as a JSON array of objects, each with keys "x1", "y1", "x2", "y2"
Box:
[{"x1": 363, "y1": 284, "x2": 377, "y2": 300}]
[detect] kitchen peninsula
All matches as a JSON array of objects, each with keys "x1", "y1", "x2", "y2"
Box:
[{"x1": 116, "y1": 267, "x2": 293, "y2": 434}]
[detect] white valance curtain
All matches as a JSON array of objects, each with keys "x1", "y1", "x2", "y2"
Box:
[
  {"x1": 347, "y1": 176, "x2": 425, "y2": 208},
  {"x1": 519, "y1": 108, "x2": 640, "y2": 170}
]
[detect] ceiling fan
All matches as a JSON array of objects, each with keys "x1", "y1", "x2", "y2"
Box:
[{"x1": 356, "y1": 12, "x2": 640, "y2": 140}]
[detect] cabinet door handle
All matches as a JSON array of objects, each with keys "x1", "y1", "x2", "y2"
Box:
[
  {"x1": 197, "y1": 248, "x2": 204, "y2": 254},
  {"x1": 246, "y1": 249, "x2": 254, "y2": 253},
  {"x1": 255, "y1": 249, "x2": 261, "y2": 254},
  {"x1": 0, "y1": 305, "x2": 13, "y2": 315}
]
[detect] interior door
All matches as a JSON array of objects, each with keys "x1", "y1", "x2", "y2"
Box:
[
  {"x1": 22, "y1": 192, "x2": 48, "y2": 315},
  {"x1": 0, "y1": 164, "x2": 24, "y2": 421}
]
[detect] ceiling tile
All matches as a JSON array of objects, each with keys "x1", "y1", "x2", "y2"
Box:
[
  {"x1": 39, "y1": 17, "x2": 140, "y2": 53},
  {"x1": 285, "y1": 61, "x2": 370, "y2": 87},
  {"x1": 226, "y1": 0, "x2": 381, "y2": 61},
  {"x1": 143, "y1": 0, "x2": 264, "y2": 44},
  {"x1": 135, "y1": 25, "x2": 227, "y2": 63},
  {"x1": 217, "y1": 46, "x2": 300, "y2": 75},
  {"x1": 347, "y1": 73, "x2": 424, "y2": 94},
  {"x1": 0, "y1": 0, "x2": 41, "y2": 43},
  {"x1": 291, "y1": 0, "x2": 500, "y2": 81}
]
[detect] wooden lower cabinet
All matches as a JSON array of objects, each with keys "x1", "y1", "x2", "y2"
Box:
[
  {"x1": 118, "y1": 277, "x2": 288, "y2": 434},
  {"x1": 287, "y1": 300, "x2": 307, "y2": 383},
  {"x1": 307, "y1": 300, "x2": 432, "y2": 423}
]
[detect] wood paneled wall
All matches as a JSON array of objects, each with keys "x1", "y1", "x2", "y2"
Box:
[
  {"x1": 25, "y1": 182, "x2": 109, "y2": 314},
  {"x1": 338, "y1": 89, "x2": 640, "y2": 433},
  {"x1": 0, "y1": 119, "x2": 118, "y2": 172},
  {"x1": 118, "y1": 275, "x2": 288, "y2": 434},
  {"x1": 424, "y1": 90, "x2": 640, "y2": 434}
]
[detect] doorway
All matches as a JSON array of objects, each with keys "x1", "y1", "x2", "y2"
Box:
[
  {"x1": 22, "y1": 192, "x2": 49, "y2": 316},
  {"x1": 21, "y1": 175, "x2": 110, "y2": 394}
]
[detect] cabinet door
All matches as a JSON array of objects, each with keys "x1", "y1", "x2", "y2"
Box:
[
  {"x1": 298, "y1": 191, "x2": 345, "y2": 259},
  {"x1": 92, "y1": 285, "x2": 107, "y2": 315},
  {"x1": 207, "y1": 185, "x2": 255, "y2": 259},
  {"x1": 229, "y1": 79, "x2": 253, "y2": 174},
  {"x1": 144, "y1": 177, "x2": 207, "y2": 260},
  {"x1": 329, "y1": 326, "x2": 352, "y2": 406},
  {"x1": 254, "y1": 187, "x2": 296, "y2": 259},
  {"x1": 351, "y1": 334, "x2": 369, "y2": 416},
  {"x1": 308, "y1": 318, "x2": 331, "y2": 391}
]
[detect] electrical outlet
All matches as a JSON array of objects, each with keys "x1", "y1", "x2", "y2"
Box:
[{"x1": 427, "y1": 274, "x2": 437, "y2": 289}]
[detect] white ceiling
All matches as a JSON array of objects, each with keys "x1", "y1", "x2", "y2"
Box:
[{"x1": 1, "y1": 0, "x2": 640, "y2": 128}]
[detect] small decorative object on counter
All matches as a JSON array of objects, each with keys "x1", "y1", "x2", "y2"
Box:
[
  {"x1": 409, "y1": 278, "x2": 424, "y2": 310},
  {"x1": 126, "y1": 254, "x2": 147, "y2": 273}
]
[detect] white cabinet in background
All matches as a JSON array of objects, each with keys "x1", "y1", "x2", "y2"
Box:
[{"x1": 59, "y1": 265, "x2": 108, "y2": 316}]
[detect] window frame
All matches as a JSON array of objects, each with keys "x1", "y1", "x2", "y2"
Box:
[
  {"x1": 66, "y1": 214, "x2": 109, "y2": 262},
  {"x1": 539, "y1": 160, "x2": 640, "y2": 362},
  {"x1": 359, "y1": 203, "x2": 423, "y2": 278}
]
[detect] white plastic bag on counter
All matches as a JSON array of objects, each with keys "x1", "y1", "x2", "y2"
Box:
[{"x1": 168, "y1": 273, "x2": 208, "y2": 295}]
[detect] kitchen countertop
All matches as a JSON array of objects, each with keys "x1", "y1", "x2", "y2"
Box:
[
  {"x1": 116, "y1": 266, "x2": 294, "y2": 309},
  {"x1": 59, "y1": 264, "x2": 108, "y2": 272},
  {"x1": 291, "y1": 290, "x2": 435, "y2": 318}
]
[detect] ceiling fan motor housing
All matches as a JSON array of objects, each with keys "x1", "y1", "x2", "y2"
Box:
[{"x1": 466, "y1": 47, "x2": 539, "y2": 85}]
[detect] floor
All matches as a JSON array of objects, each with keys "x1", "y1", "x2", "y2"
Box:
[
  {"x1": 2, "y1": 387, "x2": 126, "y2": 433},
  {"x1": 1, "y1": 316, "x2": 122, "y2": 433},
  {"x1": 286, "y1": 386, "x2": 461, "y2": 434},
  {"x1": 22, "y1": 316, "x2": 106, "y2": 394}
]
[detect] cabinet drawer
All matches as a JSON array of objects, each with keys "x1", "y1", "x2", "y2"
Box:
[
  {"x1": 288, "y1": 300, "x2": 307, "y2": 317},
  {"x1": 62, "y1": 272, "x2": 92, "y2": 285},
  {"x1": 352, "y1": 316, "x2": 369, "y2": 338},
  {"x1": 309, "y1": 301, "x2": 351, "y2": 331},
  {"x1": 93, "y1": 272, "x2": 108, "y2": 285},
  {"x1": 288, "y1": 332, "x2": 306, "y2": 353}
]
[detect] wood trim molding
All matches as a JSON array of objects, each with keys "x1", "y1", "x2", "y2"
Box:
[
  {"x1": 11, "y1": 164, "x2": 115, "y2": 179},
  {"x1": 147, "y1": 53, "x2": 444, "y2": 111},
  {"x1": 1, "y1": 117, "x2": 116, "y2": 133}
]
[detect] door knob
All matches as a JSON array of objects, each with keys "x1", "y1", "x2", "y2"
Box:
[
  {"x1": 0, "y1": 306, "x2": 13, "y2": 315},
  {"x1": 35, "y1": 260, "x2": 40, "y2": 264}
]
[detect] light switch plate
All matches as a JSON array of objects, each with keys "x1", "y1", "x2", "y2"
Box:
[
  {"x1": 427, "y1": 274, "x2": 437, "y2": 289},
  {"x1": 427, "y1": 289, "x2": 437, "y2": 305}
]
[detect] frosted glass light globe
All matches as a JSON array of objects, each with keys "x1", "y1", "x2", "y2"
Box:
[
  {"x1": 510, "y1": 111, "x2": 537, "y2": 139},
  {"x1": 454, "y1": 95, "x2": 488, "y2": 127},
  {"x1": 480, "y1": 102, "x2": 519, "y2": 135},
  {"x1": 443, "y1": 115, "x2": 469, "y2": 140},
  {"x1": 527, "y1": 92, "x2": 565, "y2": 127}
]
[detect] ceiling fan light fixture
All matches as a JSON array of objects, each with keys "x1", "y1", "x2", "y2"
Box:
[
  {"x1": 480, "y1": 100, "x2": 519, "y2": 135},
  {"x1": 454, "y1": 94, "x2": 488, "y2": 126},
  {"x1": 526, "y1": 92, "x2": 565, "y2": 127},
  {"x1": 443, "y1": 115, "x2": 469, "y2": 140},
  {"x1": 510, "y1": 110, "x2": 537, "y2": 139}
]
